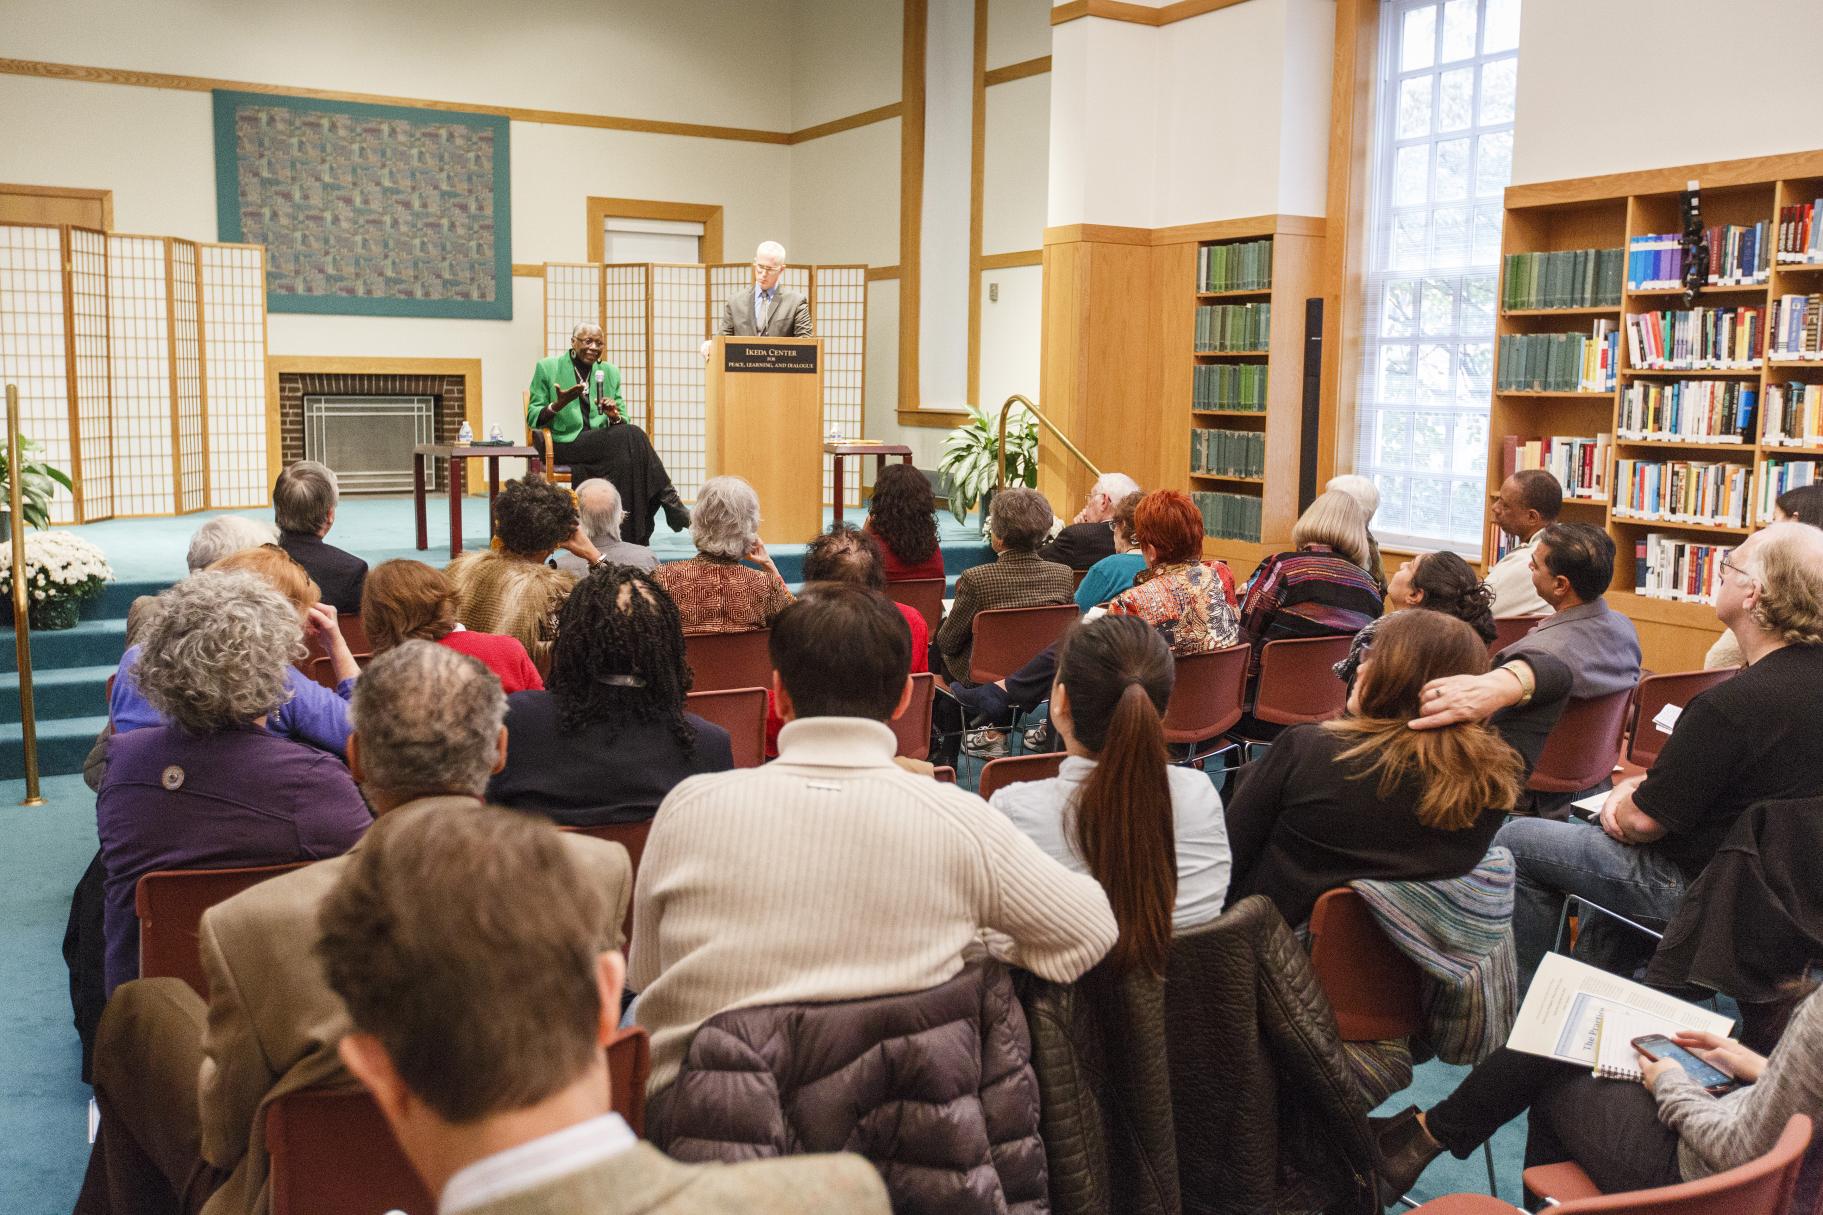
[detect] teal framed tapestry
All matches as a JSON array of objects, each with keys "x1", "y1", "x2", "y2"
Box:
[{"x1": 213, "y1": 90, "x2": 512, "y2": 319}]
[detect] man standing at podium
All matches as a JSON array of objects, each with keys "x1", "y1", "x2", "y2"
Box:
[
  {"x1": 701, "y1": 241, "x2": 813, "y2": 359},
  {"x1": 527, "y1": 323, "x2": 689, "y2": 545}
]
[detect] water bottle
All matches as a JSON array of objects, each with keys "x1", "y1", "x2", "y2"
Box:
[{"x1": 456, "y1": 420, "x2": 474, "y2": 445}]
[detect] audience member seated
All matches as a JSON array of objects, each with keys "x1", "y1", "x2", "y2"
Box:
[
  {"x1": 361, "y1": 558, "x2": 543, "y2": 693},
  {"x1": 1499, "y1": 522, "x2": 1641, "y2": 701},
  {"x1": 652, "y1": 474, "x2": 793, "y2": 634},
  {"x1": 1236, "y1": 489, "x2": 1384, "y2": 675},
  {"x1": 1040, "y1": 472, "x2": 1142, "y2": 570},
  {"x1": 1484, "y1": 468, "x2": 1562, "y2": 618},
  {"x1": 489, "y1": 565, "x2": 733, "y2": 825},
  {"x1": 1223, "y1": 611, "x2": 1524, "y2": 927},
  {"x1": 272, "y1": 459, "x2": 368, "y2": 615},
  {"x1": 1705, "y1": 482, "x2": 1823, "y2": 669},
  {"x1": 110, "y1": 545, "x2": 362, "y2": 757},
  {"x1": 934, "y1": 486, "x2": 1075, "y2": 683},
  {"x1": 865, "y1": 461, "x2": 947, "y2": 583},
  {"x1": 321, "y1": 800, "x2": 882, "y2": 1215},
  {"x1": 77, "y1": 643, "x2": 634, "y2": 1215},
  {"x1": 1073, "y1": 490, "x2": 1146, "y2": 610},
  {"x1": 446, "y1": 475, "x2": 597, "y2": 673},
  {"x1": 627, "y1": 585, "x2": 1117, "y2": 1096},
  {"x1": 552, "y1": 477, "x2": 659, "y2": 575},
  {"x1": 123, "y1": 515, "x2": 278, "y2": 649},
  {"x1": 1376, "y1": 979, "x2": 1823, "y2": 1201},
  {"x1": 991, "y1": 616, "x2": 1230, "y2": 970},
  {"x1": 1325, "y1": 473, "x2": 1388, "y2": 594},
  {"x1": 1335, "y1": 550, "x2": 1497, "y2": 690},
  {"x1": 95, "y1": 571, "x2": 371, "y2": 997}
]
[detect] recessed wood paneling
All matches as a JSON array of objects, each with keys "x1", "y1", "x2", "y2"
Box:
[
  {"x1": 898, "y1": 0, "x2": 928, "y2": 412},
  {"x1": 0, "y1": 183, "x2": 111, "y2": 229}
]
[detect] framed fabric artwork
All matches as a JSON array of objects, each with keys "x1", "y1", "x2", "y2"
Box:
[{"x1": 213, "y1": 90, "x2": 512, "y2": 319}]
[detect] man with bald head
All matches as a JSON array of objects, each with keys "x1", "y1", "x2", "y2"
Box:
[{"x1": 527, "y1": 324, "x2": 689, "y2": 544}]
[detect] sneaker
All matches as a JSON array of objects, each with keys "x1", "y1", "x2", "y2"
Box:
[
  {"x1": 1023, "y1": 722, "x2": 1054, "y2": 753},
  {"x1": 963, "y1": 728, "x2": 1009, "y2": 759}
]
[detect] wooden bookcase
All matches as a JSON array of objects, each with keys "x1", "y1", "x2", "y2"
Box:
[{"x1": 1491, "y1": 149, "x2": 1823, "y2": 670}]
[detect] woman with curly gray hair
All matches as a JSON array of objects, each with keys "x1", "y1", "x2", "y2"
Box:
[
  {"x1": 95, "y1": 570, "x2": 370, "y2": 994},
  {"x1": 653, "y1": 475, "x2": 793, "y2": 634}
]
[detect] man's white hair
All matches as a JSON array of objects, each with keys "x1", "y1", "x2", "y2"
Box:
[
  {"x1": 755, "y1": 240, "x2": 787, "y2": 267},
  {"x1": 186, "y1": 514, "x2": 277, "y2": 573},
  {"x1": 574, "y1": 478, "x2": 625, "y2": 543},
  {"x1": 1092, "y1": 473, "x2": 1140, "y2": 503}
]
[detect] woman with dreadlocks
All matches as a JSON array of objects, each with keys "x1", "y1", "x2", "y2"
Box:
[{"x1": 486, "y1": 564, "x2": 735, "y2": 826}]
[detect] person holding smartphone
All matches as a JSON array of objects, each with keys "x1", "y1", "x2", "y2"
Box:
[{"x1": 1374, "y1": 983, "x2": 1823, "y2": 1202}]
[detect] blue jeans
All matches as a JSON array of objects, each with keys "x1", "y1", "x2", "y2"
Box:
[{"x1": 1493, "y1": 815, "x2": 1688, "y2": 987}]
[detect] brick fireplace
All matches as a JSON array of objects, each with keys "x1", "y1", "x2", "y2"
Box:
[{"x1": 270, "y1": 358, "x2": 482, "y2": 493}]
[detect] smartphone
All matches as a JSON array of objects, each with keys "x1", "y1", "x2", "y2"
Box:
[{"x1": 1632, "y1": 1034, "x2": 1738, "y2": 1094}]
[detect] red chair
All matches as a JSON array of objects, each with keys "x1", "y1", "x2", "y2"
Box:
[
  {"x1": 266, "y1": 1027, "x2": 652, "y2": 1215},
  {"x1": 685, "y1": 687, "x2": 767, "y2": 768},
  {"x1": 1249, "y1": 635, "x2": 1353, "y2": 727},
  {"x1": 136, "y1": 864, "x2": 309, "y2": 999},
  {"x1": 1489, "y1": 614, "x2": 1547, "y2": 655},
  {"x1": 890, "y1": 672, "x2": 935, "y2": 761},
  {"x1": 1161, "y1": 643, "x2": 1250, "y2": 763},
  {"x1": 1512, "y1": 1114, "x2": 1811, "y2": 1214},
  {"x1": 302, "y1": 613, "x2": 374, "y2": 689},
  {"x1": 565, "y1": 820, "x2": 654, "y2": 945},
  {"x1": 1623, "y1": 669, "x2": 1736, "y2": 769},
  {"x1": 683, "y1": 629, "x2": 773, "y2": 694},
  {"x1": 932, "y1": 765, "x2": 957, "y2": 783},
  {"x1": 1527, "y1": 686, "x2": 1633, "y2": 794},
  {"x1": 968, "y1": 603, "x2": 1081, "y2": 684},
  {"x1": 886, "y1": 577, "x2": 945, "y2": 636},
  {"x1": 977, "y1": 752, "x2": 1065, "y2": 802}
]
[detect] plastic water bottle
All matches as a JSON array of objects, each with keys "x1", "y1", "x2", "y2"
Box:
[
  {"x1": 487, "y1": 424, "x2": 504, "y2": 442},
  {"x1": 456, "y1": 420, "x2": 474, "y2": 445}
]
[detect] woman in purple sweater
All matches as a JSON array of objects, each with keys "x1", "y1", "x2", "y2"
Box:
[{"x1": 97, "y1": 570, "x2": 370, "y2": 994}]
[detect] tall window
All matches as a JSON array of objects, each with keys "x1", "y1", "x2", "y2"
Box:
[{"x1": 1353, "y1": 0, "x2": 1520, "y2": 552}]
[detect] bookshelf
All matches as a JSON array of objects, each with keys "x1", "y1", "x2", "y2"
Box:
[{"x1": 1490, "y1": 151, "x2": 1823, "y2": 669}]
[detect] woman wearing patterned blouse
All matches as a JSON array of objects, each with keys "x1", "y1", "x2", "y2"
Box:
[{"x1": 653, "y1": 475, "x2": 794, "y2": 635}]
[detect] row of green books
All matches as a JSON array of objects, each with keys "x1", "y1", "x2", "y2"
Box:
[
  {"x1": 1197, "y1": 239, "x2": 1273, "y2": 293},
  {"x1": 1191, "y1": 429, "x2": 1265, "y2": 479},
  {"x1": 1195, "y1": 303, "x2": 1271, "y2": 352},
  {"x1": 1191, "y1": 491, "x2": 1262, "y2": 542},
  {"x1": 1192, "y1": 363, "x2": 1267, "y2": 411},
  {"x1": 1496, "y1": 327, "x2": 1617, "y2": 394},
  {"x1": 1502, "y1": 247, "x2": 1624, "y2": 311}
]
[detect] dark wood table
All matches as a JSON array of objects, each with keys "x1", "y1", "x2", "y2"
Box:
[
  {"x1": 413, "y1": 443, "x2": 540, "y2": 559},
  {"x1": 824, "y1": 442, "x2": 914, "y2": 526}
]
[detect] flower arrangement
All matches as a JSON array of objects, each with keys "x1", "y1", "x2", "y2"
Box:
[{"x1": 0, "y1": 531, "x2": 113, "y2": 630}]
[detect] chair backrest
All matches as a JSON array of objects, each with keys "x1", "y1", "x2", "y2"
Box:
[
  {"x1": 563, "y1": 820, "x2": 654, "y2": 946},
  {"x1": 307, "y1": 651, "x2": 374, "y2": 688},
  {"x1": 1489, "y1": 614, "x2": 1547, "y2": 655},
  {"x1": 889, "y1": 672, "x2": 935, "y2": 761},
  {"x1": 970, "y1": 603, "x2": 1081, "y2": 684},
  {"x1": 684, "y1": 687, "x2": 767, "y2": 768},
  {"x1": 683, "y1": 628, "x2": 774, "y2": 694},
  {"x1": 136, "y1": 864, "x2": 310, "y2": 999},
  {"x1": 1625, "y1": 668, "x2": 1736, "y2": 769},
  {"x1": 1528, "y1": 686, "x2": 1634, "y2": 794},
  {"x1": 1251, "y1": 635, "x2": 1353, "y2": 726},
  {"x1": 266, "y1": 1027, "x2": 652, "y2": 1215},
  {"x1": 1555, "y1": 1114, "x2": 1811, "y2": 1215},
  {"x1": 302, "y1": 615, "x2": 374, "y2": 689},
  {"x1": 1161, "y1": 643, "x2": 1251, "y2": 744},
  {"x1": 1305, "y1": 887, "x2": 1425, "y2": 1042},
  {"x1": 886, "y1": 577, "x2": 946, "y2": 636},
  {"x1": 933, "y1": 765, "x2": 957, "y2": 783},
  {"x1": 977, "y1": 752, "x2": 1066, "y2": 802}
]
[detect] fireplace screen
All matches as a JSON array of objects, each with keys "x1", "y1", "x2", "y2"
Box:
[{"x1": 303, "y1": 395, "x2": 436, "y2": 494}]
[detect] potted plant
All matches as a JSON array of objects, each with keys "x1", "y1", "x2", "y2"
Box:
[
  {"x1": 0, "y1": 436, "x2": 74, "y2": 534},
  {"x1": 937, "y1": 403, "x2": 1039, "y2": 529},
  {"x1": 0, "y1": 531, "x2": 113, "y2": 630}
]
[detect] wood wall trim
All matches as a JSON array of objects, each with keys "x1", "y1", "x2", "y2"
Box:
[
  {"x1": 1505, "y1": 149, "x2": 1823, "y2": 209},
  {"x1": 264, "y1": 356, "x2": 484, "y2": 488},
  {"x1": 896, "y1": 407, "x2": 969, "y2": 428},
  {"x1": 983, "y1": 56, "x2": 1051, "y2": 87},
  {"x1": 1051, "y1": 0, "x2": 1259, "y2": 27},
  {"x1": 1319, "y1": 0, "x2": 1378, "y2": 488},
  {"x1": 898, "y1": 0, "x2": 927, "y2": 413},
  {"x1": 966, "y1": 0, "x2": 989, "y2": 409},
  {"x1": 511, "y1": 263, "x2": 543, "y2": 278},
  {"x1": 786, "y1": 103, "x2": 902, "y2": 145},
  {"x1": 980, "y1": 249, "x2": 1043, "y2": 270},
  {"x1": 865, "y1": 264, "x2": 902, "y2": 281},
  {"x1": 585, "y1": 198, "x2": 724, "y2": 266},
  {"x1": 1044, "y1": 222, "x2": 1153, "y2": 247},
  {"x1": 1044, "y1": 219, "x2": 1318, "y2": 248},
  {"x1": 0, "y1": 182, "x2": 112, "y2": 229}
]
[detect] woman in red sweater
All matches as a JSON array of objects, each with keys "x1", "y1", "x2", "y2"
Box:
[
  {"x1": 865, "y1": 462, "x2": 946, "y2": 582},
  {"x1": 362, "y1": 559, "x2": 544, "y2": 693}
]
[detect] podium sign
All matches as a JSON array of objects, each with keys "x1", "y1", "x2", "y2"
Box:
[{"x1": 705, "y1": 337, "x2": 824, "y2": 545}]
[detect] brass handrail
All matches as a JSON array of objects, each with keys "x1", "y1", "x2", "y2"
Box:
[
  {"x1": 7, "y1": 384, "x2": 45, "y2": 805},
  {"x1": 994, "y1": 394, "x2": 1101, "y2": 490}
]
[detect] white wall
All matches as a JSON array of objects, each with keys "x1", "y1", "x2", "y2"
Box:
[
  {"x1": 790, "y1": 0, "x2": 902, "y2": 128},
  {"x1": 787, "y1": 119, "x2": 902, "y2": 266},
  {"x1": 982, "y1": 74, "x2": 1050, "y2": 255},
  {"x1": 978, "y1": 264, "x2": 1044, "y2": 410},
  {"x1": 988, "y1": 0, "x2": 1053, "y2": 67}
]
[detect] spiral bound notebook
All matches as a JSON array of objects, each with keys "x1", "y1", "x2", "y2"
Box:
[{"x1": 1591, "y1": 1007, "x2": 1658, "y2": 1080}]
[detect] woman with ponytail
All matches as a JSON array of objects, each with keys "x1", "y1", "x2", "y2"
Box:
[
  {"x1": 1224, "y1": 610, "x2": 1524, "y2": 926},
  {"x1": 989, "y1": 615, "x2": 1230, "y2": 976}
]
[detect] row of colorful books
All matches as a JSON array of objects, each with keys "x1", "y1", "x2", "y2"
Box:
[
  {"x1": 1758, "y1": 459, "x2": 1822, "y2": 521},
  {"x1": 1764, "y1": 381, "x2": 1823, "y2": 448},
  {"x1": 1776, "y1": 199, "x2": 1823, "y2": 263},
  {"x1": 1617, "y1": 380, "x2": 1755, "y2": 444},
  {"x1": 1627, "y1": 225, "x2": 1771, "y2": 289},
  {"x1": 1191, "y1": 491, "x2": 1262, "y2": 542},
  {"x1": 1496, "y1": 324, "x2": 1618, "y2": 393},
  {"x1": 1501, "y1": 247, "x2": 1623, "y2": 311},
  {"x1": 1197, "y1": 239, "x2": 1273, "y2": 293},
  {"x1": 1194, "y1": 303, "x2": 1271, "y2": 353},
  {"x1": 1613, "y1": 458, "x2": 1750, "y2": 528},
  {"x1": 1500, "y1": 433, "x2": 1610, "y2": 501},
  {"x1": 1192, "y1": 363, "x2": 1267, "y2": 412},
  {"x1": 1634, "y1": 534, "x2": 1733, "y2": 605},
  {"x1": 1624, "y1": 306, "x2": 1764, "y2": 370},
  {"x1": 1191, "y1": 429, "x2": 1265, "y2": 479},
  {"x1": 1767, "y1": 294, "x2": 1823, "y2": 359}
]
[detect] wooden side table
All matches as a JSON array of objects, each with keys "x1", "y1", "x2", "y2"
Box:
[
  {"x1": 413, "y1": 443, "x2": 539, "y2": 559},
  {"x1": 824, "y1": 443, "x2": 914, "y2": 527}
]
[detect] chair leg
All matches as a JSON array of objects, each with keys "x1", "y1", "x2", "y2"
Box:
[{"x1": 1483, "y1": 1141, "x2": 1498, "y2": 1196}]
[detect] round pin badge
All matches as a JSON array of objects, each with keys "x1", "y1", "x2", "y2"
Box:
[{"x1": 161, "y1": 765, "x2": 185, "y2": 791}]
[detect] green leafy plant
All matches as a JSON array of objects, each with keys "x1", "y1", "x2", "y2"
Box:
[
  {"x1": 0, "y1": 436, "x2": 74, "y2": 530},
  {"x1": 937, "y1": 404, "x2": 1038, "y2": 526}
]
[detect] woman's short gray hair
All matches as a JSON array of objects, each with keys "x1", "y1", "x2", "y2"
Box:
[
  {"x1": 186, "y1": 515, "x2": 277, "y2": 572},
  {"x1": 690, "y1": 476, "x2": 762, "y2": 560},
  {"x1": 136, "y1": 570, "x2": 301, "y2": 732}
]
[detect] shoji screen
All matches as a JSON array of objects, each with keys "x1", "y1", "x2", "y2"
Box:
[
  {"x1": 200, "y1": 243, "x2": 268, "y2": 509},
  {"x1": 169, "y1": 240, "x2": 206, "y2": 514},
  {"x1": 68, "y1": 228, "x2": 113, "y2": 521},
  {"x1": 708, "y1": 264, "x2": 747, "y2": 336},
  {"x1": 543, "y1": 263, "x2": 601, "y2": 359},
  {"x1": 602, "y1": 264, "x2": 648, "y2": 433},
  {"x1": 107, "y1": 235, "x2": 174, "y2": 517},
  {"x1": 650, "y1": 265, "x2": 707, "y2": 499},
  {"x1": 0, "y1": 225, "x2": 76, "y2": 523},
  {"x1": 814, "y1": 266, "x2": 866, "y2": 506}
]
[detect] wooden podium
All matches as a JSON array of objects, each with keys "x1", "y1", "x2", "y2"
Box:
[{"x1": 705, "y1": 336, "x2": 824, "y2": 544}]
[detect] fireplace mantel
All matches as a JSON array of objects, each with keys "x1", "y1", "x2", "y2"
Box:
[{"x1": 265, "y1": 356, "x2": 483, "y2": 491}]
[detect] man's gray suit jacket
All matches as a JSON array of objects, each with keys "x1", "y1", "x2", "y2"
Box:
[{"x1": 720, "y1": 287, "x2": 813, "y2": 338}]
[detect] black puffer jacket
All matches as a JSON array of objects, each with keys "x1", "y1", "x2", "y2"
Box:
[{"x1": 651, "y1": 960, "x2": 1047, "y2": 1214}]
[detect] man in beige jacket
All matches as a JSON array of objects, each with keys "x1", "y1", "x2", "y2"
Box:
[{"x1": 75, "y1": 642, "x2": 635, "y2": 1215}]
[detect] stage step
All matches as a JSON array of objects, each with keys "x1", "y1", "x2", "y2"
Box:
[
  {"x1": 0, "y1": 713, "x2": 109, "y2": 782},
  {"x1": 0, "y1": 665, "x2": 116, "y2": 725},
  {"x1": 0, "y1": 618, "x2": 128, "y2": 676}
]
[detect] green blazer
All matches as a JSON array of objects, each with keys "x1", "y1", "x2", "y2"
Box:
[{"x1": 527, "y1": 353, "x2": 624, "y2": 445}]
